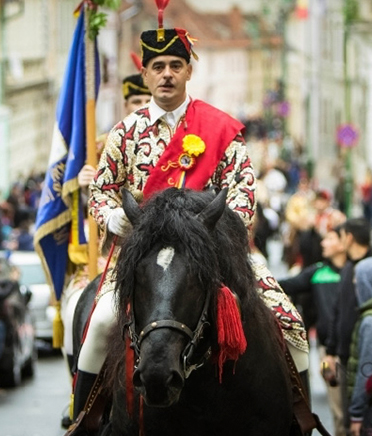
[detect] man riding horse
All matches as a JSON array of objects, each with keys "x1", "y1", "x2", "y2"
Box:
[{"x1": 67, "y1": 2, "x2": 309, "y2": 432}]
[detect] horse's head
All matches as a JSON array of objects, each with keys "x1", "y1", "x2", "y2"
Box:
[{"x1": 115, "y1": 188, "x2": 229, "y2": 407}]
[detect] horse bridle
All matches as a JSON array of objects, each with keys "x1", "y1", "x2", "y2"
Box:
[{"x1": 125, "y1": 292, "x2": 212, "y2": 379}]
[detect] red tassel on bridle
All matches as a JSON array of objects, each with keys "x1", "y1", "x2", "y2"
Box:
[
  {"x1": 216, "y1": 285, "x2": 247, "y2": 382},
  {"x1": 155, "y1": 0, "x2": 170, "y2": 28}
]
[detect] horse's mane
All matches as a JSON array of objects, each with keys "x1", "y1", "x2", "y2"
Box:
[
  {"x1": 105, "y1": 188, "x2": 285, "y2": 393},
  {"x1": 114, "y1": 188, "x2": 257, "y2": 321}
]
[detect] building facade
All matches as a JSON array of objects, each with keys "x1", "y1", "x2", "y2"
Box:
[{"x1": 284, "y1": 0, "x2": 372, "y2": 204}]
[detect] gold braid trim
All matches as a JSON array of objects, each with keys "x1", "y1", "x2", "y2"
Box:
[
  {"x1": 140, "y1": 35, "x2": 179, "y2": 54},
  {"x1": 61, "y1": 177, "x2": 80, "y2": 207},
  {"x1": 122, "y1": 82, "x2": 150, "y2": 99},
  {"x1": 33, "y1": 209, "x2": 72, "y2": 298}
]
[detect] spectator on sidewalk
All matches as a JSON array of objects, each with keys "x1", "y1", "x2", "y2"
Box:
[
  {"x1": 298, "y1": 190, "x2": 345, "y2": 269},
  {"x1": 282, "y1": 177, "x2": 315, "y2": 270},
  {"x1": 279, "y1": 225, "x2": 347, "y2": 436},
  {"x1": 326, "y1": 218, "x2": 372, "y2": 433},
  {"x1": 347, "y1": 257, "x2": 372, "y2": 436},
  {"x1": 360, "y1": 168, "x2": 372, "y2": 226}
]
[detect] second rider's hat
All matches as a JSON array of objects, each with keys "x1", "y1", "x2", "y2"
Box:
[
  {"x1": 122, "y1": 52, "x2": 151, "y2": 100},
  {"x1": 122, "y1": 74, "x2": 151, "y2": 100}
]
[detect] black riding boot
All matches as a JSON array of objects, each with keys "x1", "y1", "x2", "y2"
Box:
[
  {"x1": 67, "y1": 354, "x2": 75, "y2": 376},
  {"x1": 73, "y1": 370, "x2": 98, "y2": 421},
  {"x1": 61, "y1": 355, "x2": 77, "y2": 429},
  {"x1": 299, "y1": 369, "x2": 312, "y2": 436}
]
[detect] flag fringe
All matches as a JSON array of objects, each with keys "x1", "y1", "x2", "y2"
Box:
[{"x1": 52, "y1": 301, "x2": 64, "y2": 348}]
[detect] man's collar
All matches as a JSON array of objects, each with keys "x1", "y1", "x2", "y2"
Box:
[{"x1": 149, "y1": 95, "x2": 191, "y2": 127}]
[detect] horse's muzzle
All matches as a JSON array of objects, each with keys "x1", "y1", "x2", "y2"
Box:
[{"x1": 133, "y1": 366, "x2": 184, "y2": 407}]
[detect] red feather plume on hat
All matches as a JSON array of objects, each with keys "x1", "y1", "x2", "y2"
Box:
[
  {"x1": 155, "y1": 0, "x2": 170, "y2": 28},
  {"x1": 130, "y1": 51, "x2": 142, "y2": 72}
]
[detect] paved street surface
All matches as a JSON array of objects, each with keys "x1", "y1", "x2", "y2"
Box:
[
  {"x1": 0, "y1": 351, "x2": 70, "y2": 436},
  {"x1": 0, "y1": 238, "x2": 335, "y2": 436}
]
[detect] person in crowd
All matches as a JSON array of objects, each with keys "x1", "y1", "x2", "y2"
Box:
[
  {"x1": 6, "y1": 183, "x2": 23, "y2": 227},
  {"x1": 279, "y1": 225, "x2": 347, "y2": 436},
  {"x1": 282, "y1": 176, "x2": 315, "y2": 270},
  {"x1": 0, "y1": 202, "x2": 14, "y2": 249},
  {"x1": 360, "y1": 168, "x2": 372, "y2": 226},
  {"x1": 260, "y1": 160, "x2": 288, "y2": 214},
  {"x1": 252, "y1": 201, "x2": 274, "y2": 260},
  {"x1": 298, "y1": 189, "x2": 344, "y2": 269},
  {"x1": 68, "y1": 14, "x2": 309, "y2": 430},
  {"x1": 326, "y1": 218, "x2": 372, "y2": 433},
  {"x1": 347, "y1": 257, "x2": 372, "y2": 436},
  {"x1": 13, "y1": 217, "x2": 34, "y2": 251},
  {"x1": 283, "y1": 185, "x2": 346, "y2": 335}
]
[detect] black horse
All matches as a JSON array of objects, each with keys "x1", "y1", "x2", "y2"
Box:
[{"x1": 76, "y1": 187, "x2": 292, "y2": 436}]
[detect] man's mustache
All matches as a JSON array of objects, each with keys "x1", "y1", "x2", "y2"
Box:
[{"x1": 159, "y1": 80, "x2": 174, "y2": 87}]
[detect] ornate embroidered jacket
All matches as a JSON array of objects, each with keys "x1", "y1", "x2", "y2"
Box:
[{"x1": 89, "y1": 101, "x2": 308, "y2": 354}]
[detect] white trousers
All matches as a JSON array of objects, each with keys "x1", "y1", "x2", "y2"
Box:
[{"x1": 77, "y1": 290, "x2": 117, "y2": 374}]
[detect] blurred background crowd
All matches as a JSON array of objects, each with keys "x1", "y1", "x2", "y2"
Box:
[{"x1": 0, "y1": 172, "x2": 44, "y2": 252}]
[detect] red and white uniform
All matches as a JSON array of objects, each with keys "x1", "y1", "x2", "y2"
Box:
[{"x1": 81, "y1": 98, "x2": 308, "y2": 375}]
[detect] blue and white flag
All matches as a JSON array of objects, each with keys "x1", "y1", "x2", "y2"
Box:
[{"x1": 34, "y1": 10, "x2": 100, "y2": 301}]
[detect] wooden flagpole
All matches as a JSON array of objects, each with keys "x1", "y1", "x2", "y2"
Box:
[{"x1": 84, "y1": 4, "x2": 98, "y2": 280}]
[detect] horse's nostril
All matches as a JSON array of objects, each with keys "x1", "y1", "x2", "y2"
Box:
[
  {"x1": 167, "y1": 370, "x2": 184, "y2": 390},
  {"x1": 133, "y1": 369, "x2": 143, "y2": 388}
]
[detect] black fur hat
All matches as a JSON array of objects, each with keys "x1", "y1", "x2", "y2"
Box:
[
  {"x1": 122, "y1": 74, "x2": 151, "y2": 100},
  {"x1": 140, "y1": 28, "x2": 195, "y2": 67},
  {"x1": 140, "y1": 0, "x2": 198, "y2": 66}
]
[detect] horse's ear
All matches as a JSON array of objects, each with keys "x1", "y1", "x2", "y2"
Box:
[
  {"x1": 121, "y1": 188, "x2": 143, "y2": 226},
  {"x1": 197, "y1": 188, "x2": 228, "y2": 230}
]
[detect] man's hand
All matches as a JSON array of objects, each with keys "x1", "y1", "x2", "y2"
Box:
[
  {"x1": 107, "y1": 208, "x2": 129, "y2": 237},
  {"x1": 78, "y1": 165, "x2": 96, "y2": 188},
  {"x1": 350, "y1": 421, "x2": 362, "y2": 436},
  {"x1": 322, "y1": 355, "x2": 337, "y2": 373},
  {"x1": 320, "y1": 355, "x2": 338, "y2": 386}
]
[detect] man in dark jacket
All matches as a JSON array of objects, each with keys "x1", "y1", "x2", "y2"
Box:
[
  {"x1": 325, "y1": 218, "x2": 372, "y2": 434},
  {"x1": 280, "y1": 225, "x2": 347, "y2": 436},
  {"x1": 347, "y1": 258, "x2": 372, "y2": 436}
]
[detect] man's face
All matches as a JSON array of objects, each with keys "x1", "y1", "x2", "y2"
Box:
[
  {"x1": 142, "y1": 56, "x2": 192, "y2": 111},
  {"x1": 314, "y1": 198, "x2": 329, "y2": 213},
  {"x1": 340, "y1": 228, "x2": 353, "y2": 253},
  {"x1": 125, "y1": 94, "x2": 151, "y2": 114},
  {"x1": 321, "y1": 230, "x2": 345, "y2": 260}
]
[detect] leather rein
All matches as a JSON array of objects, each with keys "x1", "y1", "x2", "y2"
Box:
[{"x1": 125, "y1": 291, "x2": 212, "y2": 379}]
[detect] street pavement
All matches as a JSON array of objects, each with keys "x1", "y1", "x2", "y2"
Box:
[{"x1": 0, "y1": 351, "x2": 71, "y2": 436}]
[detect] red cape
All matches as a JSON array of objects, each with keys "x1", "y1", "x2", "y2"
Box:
[{"x1": 143, "y1": 100, "x2": 245, "y2": 198}]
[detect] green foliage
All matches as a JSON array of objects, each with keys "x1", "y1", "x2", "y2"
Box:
[
  {"x1": 343, "y1": 0, "x2": 359, "y2": 25},
  {"x1": 87, "y1": 0, "x2": 121, "y2": 40}
]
